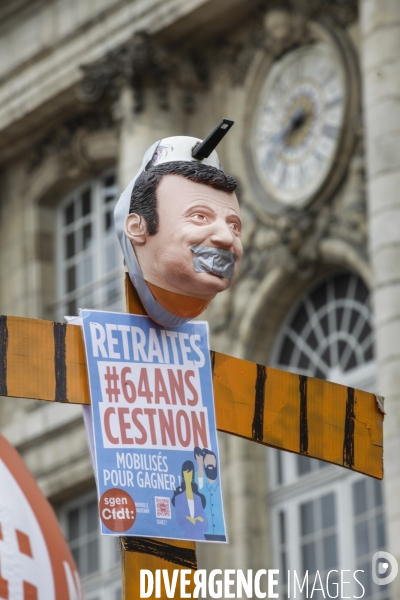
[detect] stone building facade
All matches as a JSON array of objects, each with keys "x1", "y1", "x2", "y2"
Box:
[{"x1": 0, "y1": 0, "x2": 398, "y2": 598}]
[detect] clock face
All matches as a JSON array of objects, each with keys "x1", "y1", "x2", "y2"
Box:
[{"x1": 253, "y1": 42, "x2": 347, "y2": 207}]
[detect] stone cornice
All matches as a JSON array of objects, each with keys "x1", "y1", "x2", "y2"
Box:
[
  {"x1": 0, "y1": 0, "x2": 211, "y2": 140},
  {"x1": 77, "y1": 0, "x2": 358, "y2": 113}
]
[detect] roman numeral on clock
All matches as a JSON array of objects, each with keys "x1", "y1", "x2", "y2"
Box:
[
  {"x1": 326, "y1": 96, "x2": 343, "y2": 110},
  {"x1": 322, "y1": 124, "x2": 340, "y2": 139}
]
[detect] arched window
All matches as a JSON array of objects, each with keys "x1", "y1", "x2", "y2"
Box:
[
  {"x1": 272, "y1": 272, "x2": 374, "y2": 384},
  {"x1": 57, "y1": 171, "x2": 123, "y2": 318},
  {"x1": 269, "y1": 273, "x2": 387, "y2": 600}
]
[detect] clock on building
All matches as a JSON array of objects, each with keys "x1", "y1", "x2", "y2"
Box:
[{"x1": 252, "y1": 38, "x2": 354, "y2": 208}]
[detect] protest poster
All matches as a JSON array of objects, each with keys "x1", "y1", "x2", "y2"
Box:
[{"x1": 80, "y1": 309, "x2": 227, "y2": 543}]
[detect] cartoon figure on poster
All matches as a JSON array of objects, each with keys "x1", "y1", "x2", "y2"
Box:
[
  {"x1": 171, "y1": 460, "x2": 207, "y2": 539},
  {"x1": 171, "y1": 446, "x2": 225, "y2": 541},
  {"x1": 194, "y1": 447, "x2": 225, "y2": 541},
  {"x1": 80, "y1": 119, "x2": 241, "y2": 544}
]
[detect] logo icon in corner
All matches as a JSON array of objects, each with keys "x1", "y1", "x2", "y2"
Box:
[{"x1": 372, "y1": 551, "x2": 399, "y2": 586}]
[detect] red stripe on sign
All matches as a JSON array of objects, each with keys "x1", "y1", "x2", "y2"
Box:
[
  {"x1": 0, "y1": 524, "x2": 3, "y2": 540},
  {"x1": 23, "y1": 582, "x2": 37, "y2": 600},
  {"x1": 16, "y1": 530, "x2": 33, "y2": 558}
]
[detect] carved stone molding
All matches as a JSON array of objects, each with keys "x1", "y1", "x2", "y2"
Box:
[
  {"x1": 263, "y1": 9, "x2": 311, "y2": 58},
  {"x1": 201, "y1": 0, "x2": 356, "y2": 87},
  {"x1": 78, "y1": 31, "x2": 208, "y2": 114},
  {"x1": 262, "y1": 0, "x2": 357, "y2": 27},
  {"x1": 29, "y1": 109, "x2": 115, "y2": 176},
  {"x1": 292, "y1": 0, "x2": 358, "y2": 28}
]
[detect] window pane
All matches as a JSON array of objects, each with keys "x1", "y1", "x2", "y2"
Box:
[
  {"x1": 82, "y1": 223, "x2": 92, "y2": 250},
  {"x1": 66, "y1": 266, "x2": 76, "y2": 293},
  {"x1": 306, "y1": 330, "x2": 318, "y2": 350},
  {"x1": 300, "y1": 502, "x2": 314, "y2": 535},
  {"x1": 321, "y1": 493, "x2": 335, "y2": 529},
  {"x1": 68, "y1": 509, "x2": 80, "y2": 540},
  {"x1": 279, "y1": 337, "x2": 295, "y2": 365},
  {"x1": 105, "y1": 244, "x2": 117, "y2": 272},
  {"x1": 301, "y1": 541, "x2": 316, "y2": 573},
  {"x1": 280, "y1": 552, "x2": 287, "y2": 583},
  {"x1": 326, "y1": 570, "x2": 339, "y2": 598},
  {"x1": 87, "y1": 539, "x2": 99, "y2": 574},
  {"x1": 106, "y1": 278, "x2": 119, "y2": 304},
  {"x1": 65, "y1": 202, "x2": 75, "y2": 225},
  {"x1": 345, "y1": 350, "x2": 357, "y2": 371},
  {"x1": 355, "y1": 520, "x2": 370, "y2": 557},
  {"x1": 376, "y1": 512, "x2": 386, "y2": 549},
  {"x1": 72, "y1": 547, "x2": 80, "y2": 571},
  {"x1": 113, "y1": 537, "x2": 120, "y2": 564},
  {"x1": 356, "y1": 563, "x2": 371, "y2": 599},
  {"x1": 81, "y1": 292, "x2": 94, "y2": 308},
  {"x1": 65, "y1": 232, "x2": 75, "y2": 259},
  {"x1": 298, "y1": 353, "x2": 310, "y2": 370},
  {"x1": 365, "y1": 344, "x2": 373, "y2": 361},
  {"x1": 83, "y1": 256, "x2": 93, "y2": 284},
  {"x1": 82, "y1": 189, "x2": 91, "y2": 216},
  {"x1": 279, "y1": 511, "x2": 286, "y2": 544},
  {"x1": 276, "y1": 451, "x2": 283, "y2": 485},
  {"x1": 105, "y1": 210, "x2": 113, "y2": 231},
  {"x1": 353, "y1": 480, "x2": 367, "y2": 515},
  {"x1": 322, "y1": 533, "x2": 337, "y2": 569},
  {"x1": 373, "y1": 480, "x2": 383, "y2": 507},
  {"x1": 67, "y1": 299, "x2": 77, "y2": 315},
  {"x1": 297, "y1": 455, "x2": 312, "y2": 476},
  {"x1": 87, "y1": 500, "x2": 98, "y2": 533},
  {"x1": 104, "y1": 174, "x2": 115, "y2": 188}
]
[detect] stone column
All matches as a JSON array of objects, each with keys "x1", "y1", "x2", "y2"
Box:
[
  {"x1": 360, "y1": 0, "x2": 400, "y2": 594},
  {"x1": 118, "y1": 86, "x2": 175, "y2": 189}
]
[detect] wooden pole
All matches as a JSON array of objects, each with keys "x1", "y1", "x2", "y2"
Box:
[{"x1": 122, "y1": 275, "x2": 197, "y2": 598}]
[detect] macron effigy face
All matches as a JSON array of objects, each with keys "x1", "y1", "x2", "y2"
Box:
[{"x1": 125, "y1": 174, "x2": 242, "y2": 301}]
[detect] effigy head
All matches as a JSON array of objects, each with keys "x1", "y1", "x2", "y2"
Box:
[{"x1": 114, "y1": 121, "x2": 242, "y2": 326}]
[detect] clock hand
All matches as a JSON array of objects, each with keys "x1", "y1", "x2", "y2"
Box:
[
  {"x1": 272, "y1": 109, "x2": 307, "y2": 147},
  {"x1": 290, "y1": 109, "x2": 307, "y2": 132},
  {"x1": 263, "y1": 109, "x2": 307, "y2": 168}
]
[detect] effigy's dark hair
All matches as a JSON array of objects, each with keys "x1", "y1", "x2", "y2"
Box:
[{"x1": 129, "y1": 161, "x2": 237, "y2": 235}]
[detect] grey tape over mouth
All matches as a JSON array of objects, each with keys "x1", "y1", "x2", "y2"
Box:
[{"x1": 190, "y1": 245, "x2": 238, "y2": 280}]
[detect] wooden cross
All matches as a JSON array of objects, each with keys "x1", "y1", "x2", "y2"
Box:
[{"x1": 0, "y1": 274, "x2": 383, "y2": 598}]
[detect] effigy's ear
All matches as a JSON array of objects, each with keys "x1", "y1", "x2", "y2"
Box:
[{"x1": 124, "y1": 213, "x2": 147, "y2": 245}]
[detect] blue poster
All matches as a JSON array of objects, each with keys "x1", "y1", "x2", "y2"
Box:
[{"x1": 80, "y1": 309, "x2": 227, "y2": 543}]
